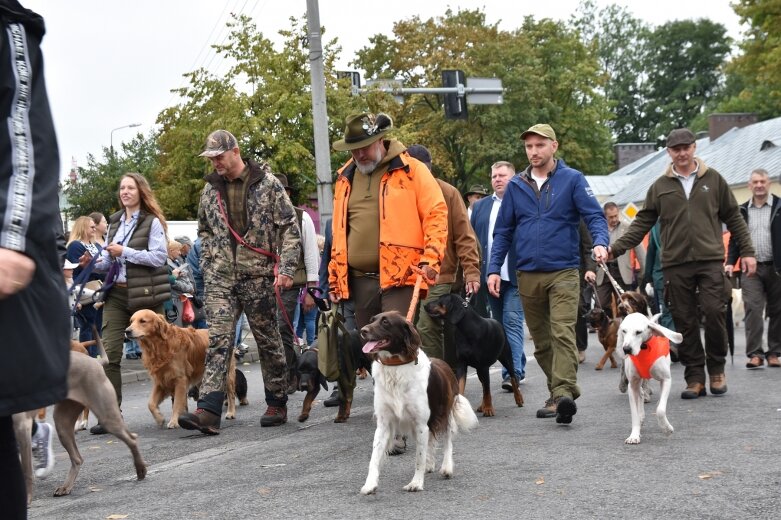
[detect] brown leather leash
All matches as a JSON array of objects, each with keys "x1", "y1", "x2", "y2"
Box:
[
  {"x1": 406, "y1": 267, "x2": 425, "y2": 322},
  {"x1": 216, "y1": 191, "x2": 296, "y2": 336}
]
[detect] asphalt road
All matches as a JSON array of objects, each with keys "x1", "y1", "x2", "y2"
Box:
[{"x1": 27, "y1": 324, "x2": 780, "y2": 520}]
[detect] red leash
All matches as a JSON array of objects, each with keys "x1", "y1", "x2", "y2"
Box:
[{"x1": 216, "y1": 192, "x2": 296, "y2": 337}]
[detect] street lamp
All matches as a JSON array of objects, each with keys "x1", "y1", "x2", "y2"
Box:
[{"x1": 110, "y1": 123, "x2": 142, "y2": 155}]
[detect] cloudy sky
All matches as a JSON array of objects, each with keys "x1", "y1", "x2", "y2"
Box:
[{"x1": 22, "y1": 0, "x2": 744, "y2": 180}]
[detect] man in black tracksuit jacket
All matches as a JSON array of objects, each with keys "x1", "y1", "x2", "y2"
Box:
[{"x1": 1, "y1": 2, "x2": 70, "y2": 516}]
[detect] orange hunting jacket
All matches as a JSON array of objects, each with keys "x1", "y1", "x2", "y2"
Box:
[{"x1": 328, "y1": 145, "x2": 448, "y2": 299}]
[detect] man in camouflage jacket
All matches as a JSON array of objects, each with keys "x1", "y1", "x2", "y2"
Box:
[{"x1": 179, "y1": 130, "x2": 301, "y2": 434}]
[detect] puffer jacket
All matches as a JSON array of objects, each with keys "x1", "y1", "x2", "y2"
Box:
[
  {"x1": 612, "y1": 158, "x2": 754, "y2": 268},
  {"x1": 198, "y1": 159, "x2": 300, "y2": 283},
  {"x1": 328, "y1": 141, "x2": 448, "y2": 298}
]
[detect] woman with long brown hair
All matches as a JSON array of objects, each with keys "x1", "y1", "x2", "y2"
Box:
[
  {"x1": 91, "y1": 172, "x2": 170, "y2": 434},
  {"x1": 89, "y1": 211, "x2": 108, "y2": 247}
]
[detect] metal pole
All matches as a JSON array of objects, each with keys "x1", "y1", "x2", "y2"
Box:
[
  {"x1": 306, "y1": 0, "x2": 333, "y2": 226},
  {"x1": 110, "y1": 123, "x2": 141, "y2": 156}
]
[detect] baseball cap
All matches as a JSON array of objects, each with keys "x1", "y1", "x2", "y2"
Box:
[
  {"x1": 665, "y1": 128, "x2": 696, "y2": 148},
  {"x1": 521, "y1": 123, "x2": 557, "y2": 141},
  {"x1": 199, "y1": 130, "x2": 238, "y2": 157}
]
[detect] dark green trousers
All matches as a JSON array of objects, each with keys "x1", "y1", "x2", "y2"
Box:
[{"x1": 517, "y1": 269, "x2": 580, "y2": 400}]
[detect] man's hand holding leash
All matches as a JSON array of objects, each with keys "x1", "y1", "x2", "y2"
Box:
[{"x1": 275, "y1": 273, "x2": 293, "y2": 290}]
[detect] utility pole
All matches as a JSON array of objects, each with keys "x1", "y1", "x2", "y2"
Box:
[{"x1": 306, "y1": 0, "x2": 333, "y2": 226}]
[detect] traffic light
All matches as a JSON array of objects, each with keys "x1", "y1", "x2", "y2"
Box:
[{"x1": 442, "y1": 69, "x2": 467, "y2": 120}]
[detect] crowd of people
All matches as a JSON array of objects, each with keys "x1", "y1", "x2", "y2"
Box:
[{"x1": 2, "y1": 2, "x2": 779, "y2": 514}]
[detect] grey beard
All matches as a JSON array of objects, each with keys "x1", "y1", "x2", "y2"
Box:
[{"x1": 355, "y1": 160, "x2": 379, "y2": 175}]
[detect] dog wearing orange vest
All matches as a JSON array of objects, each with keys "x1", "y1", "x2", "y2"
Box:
[{"x1": 617, "y1": 313, "x2": 683, "y2": 445}]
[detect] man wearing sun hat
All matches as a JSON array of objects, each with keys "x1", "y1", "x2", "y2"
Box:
[
  {"x1": 464, "y1": 184, "x2": 488, "y2": 219},
  {"x1": 610, "y1": 127, "x2": 756, "y2": 400},
  {"x1": 488, "y1": 123, "x2": 609, "y2": 425},
  {"x1": 328, "y1": 113, "x2": 448, "y2": 330}
]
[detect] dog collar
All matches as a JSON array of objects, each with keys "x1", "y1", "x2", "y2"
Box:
[{"x1": 379, "y1": 354, "x2": 418, "y2": 366}]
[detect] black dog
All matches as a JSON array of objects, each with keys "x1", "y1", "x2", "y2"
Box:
[
  {"x1": 294, "y1": 347, "x2": 328, "y2": 422},
  {"x1": 424, "y1": 294, "x2": 524, "y2": 416}
]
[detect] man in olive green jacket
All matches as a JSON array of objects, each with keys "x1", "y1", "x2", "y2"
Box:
[{"x1": 611, "y1": 128, "x2": 756, "y2": 400}]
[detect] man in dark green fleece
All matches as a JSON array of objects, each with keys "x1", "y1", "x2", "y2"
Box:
[{"x1": 610, "y1": 128, "x2": 756, "y2": 400}]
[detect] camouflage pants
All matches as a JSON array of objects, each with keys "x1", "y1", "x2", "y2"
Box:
[{"x1": 201, "y1": 275, "x2": 288, "y2": 406}]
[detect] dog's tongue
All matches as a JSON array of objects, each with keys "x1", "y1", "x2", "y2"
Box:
[{"x1": 362, "y1": 341, "x2": 380, "y2": 354}]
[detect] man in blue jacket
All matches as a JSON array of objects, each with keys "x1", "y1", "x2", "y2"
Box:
[{"x1": 488, "y1": 124, "x2": 609, "y2": 425}]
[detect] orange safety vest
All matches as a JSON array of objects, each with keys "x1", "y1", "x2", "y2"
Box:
[{"x1": 629, "y1": 336, "x2": 670, "y2": 379}]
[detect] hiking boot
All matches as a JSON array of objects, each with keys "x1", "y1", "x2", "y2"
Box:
[
  {"x1": 709, "y1": 373, "x2": 727, "y2": 395},
  {"x1": 32, "y1": 422, "x2": 55, "y2": 478},
  {"x1": 260, "y1": 406, "x2": 287, "y2": 427},
  {"x1": 178, "y1": 408, "x2": 221, "y2": 435},
  {"x1": 536, "y1": 397, "x2": 557, "y2": 419},
  {"x1": 767, "y1": 354, "x2": 781, "y2": 368},
  {"x1": 746, "y1": 356, "x2": 764, "y2": 369},
  {"x1": 555, "y1": 396, "x2": 577, "y2": 424},
  {"x1": 681, "y1": 382, "x2": 706, "y2": 399},
  {"x1": 323, "y1": 388, "x2": 340, "y2": 407}
]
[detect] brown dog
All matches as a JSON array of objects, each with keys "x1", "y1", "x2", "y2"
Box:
[
  {"x1": 125, "y1": 310, "x2": 240, "y2": 428},
  {"x1": 617, "y1": 291, "x2": 650, "y2": 318},
  {"x1": 13, "y1": 351, "x2": 147, "y2": 502},
  {"x1": 585, "y1": 307, "x2": 620, "y2": 370}
]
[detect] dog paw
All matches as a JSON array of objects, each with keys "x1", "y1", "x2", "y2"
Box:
[
  {"x1": 595, "y1": 365, "x2": 604, "y2": 371},
  {"x1": 225, "y1": 413, "x2": 235, "y2": 420},
  {"x1": 403, "y1": 480, "x2": 424, "y2": 492},
  {"x1": 298, "y1": 414, "x2": 309, "y2": 422},
  {"x1": 74, "y1": 420, "x2": 87, "y2": 432},
  {"x1": 360, "y1": 484, "x2": 377, "y2": 495},
  {"x1": 166, "y1": 420, "x2": 180, "y2": 429},
  {"x1": 439, "y1": 467, "x2": 453, "y2": 479},
  {"x1": 482, "y1": 407, "x2": 495, "y2": 417},
  {"x1": 240, "y1": 399, "x2": 249, "y2": 406},
  {"x1": 53, "y1": 486, "x2": 72, "y2": 497},
  {"x1": 624, "y1": 435, "x2": 641, "y2": 444}
]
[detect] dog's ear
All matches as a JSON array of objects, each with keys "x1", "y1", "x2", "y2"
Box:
[
  {"x1": 403, "y1": 319, "x2": 422, "y2": 352},
  {"x1": 648, "y1": 318, "x2": 683, "y2": 345}
]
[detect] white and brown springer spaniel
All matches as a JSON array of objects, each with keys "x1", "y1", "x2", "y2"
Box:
[{"x1": 359, "y1": 311, "x2": 478, "y2": 495}]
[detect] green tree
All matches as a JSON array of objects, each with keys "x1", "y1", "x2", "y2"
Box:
[
  {"x1": 571, "y1": 0, "x2": 651, "y2": 143},
  {"x1": 353, "y1": 9, "x2": 613, "y2": 187},
  {"x1": 641, "y1": 20, "x2": 731, "y2": 142},
  {"x1": 155, "y1": 14, "x2": 363, "y2": 218},
  {"x1": 717, "y1": 0, "x2": 781, "y2": 119},
  {"x1": 64, "y1": 132, "x2": 159, "y2": 220}
]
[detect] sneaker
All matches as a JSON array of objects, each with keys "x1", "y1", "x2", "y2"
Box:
[
  {"x1": 681, "y1": 382, "x2": 706, "y2": 399},
  {"x1": 767, "y1": 355, "x2": 781, "y2": 368},
  {"x1": 32, "y1": 422, "x2": 55, "y2": 478},
  {"x1": 555, "y1": 396, "x2": 577, "y2": 424},
  {"x1": 501, "y1": 378, "x2": 512, "y2": 392},
  {"x1": 178, "y1": 408, "x2": 221, "y2": 435},
  {"x1": 89, "y1": 423, "x2": 108, "y2": 435},
  {"x1": 746, "y1": 356, "x2": 764, "y2": 369},
  {"x1": 709, "y1": 373, "x2": 727, "y2": 395},
  {"x1": 260, "y1": 406, "x2": 287, "y2": 427},
  {"x1": 323, "y1": 388, "x2": 340, "y2": 407},
  {"x1": 536, "y1": 397, "x2": 557, "y2": 419}
]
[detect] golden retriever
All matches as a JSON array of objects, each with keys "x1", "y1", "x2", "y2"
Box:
[{"x1": 125, "y1": 309, "x2": 239, "y2": 428}]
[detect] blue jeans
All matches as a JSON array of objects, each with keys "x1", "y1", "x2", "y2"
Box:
[
  {"x1": 488, "y1": 280, "x2": 526, "y2": 380},
  {"x1": 295, "y1": 304, "x2": 318, "y2": 345}
]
